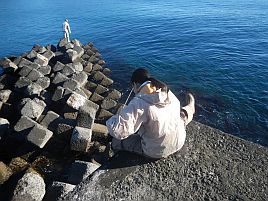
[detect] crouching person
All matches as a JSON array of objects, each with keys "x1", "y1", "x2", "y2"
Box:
[{"x1": 106, "y1": 68, "x2": 195, "y2": 159}]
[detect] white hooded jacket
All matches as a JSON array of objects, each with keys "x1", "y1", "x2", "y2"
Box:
[{"x1": 106, "y1": 89, "x2": 186, "y2": 158}]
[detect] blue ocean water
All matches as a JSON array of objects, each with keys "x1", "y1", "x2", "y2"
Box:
[{"x1": 0, "y1": 0, "x2": 267, "y2": 146}]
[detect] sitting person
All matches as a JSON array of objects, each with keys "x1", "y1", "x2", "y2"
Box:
[{"x1": 106, "y1": 68, "x2": 195, "y2": 159}]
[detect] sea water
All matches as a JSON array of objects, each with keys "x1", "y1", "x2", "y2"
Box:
[{"x1": 0, "y1": 0, "x2": 267, "y2": 146}]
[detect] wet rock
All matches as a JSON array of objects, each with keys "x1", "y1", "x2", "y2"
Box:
[
  {"x1": 26, "y1": 123, "x2": 53, "y2": 148},
  {"x1": 0, "y1": 89, "x2": 12, "y2": 103},
  {"x1": 101, "y1": 98, "x2": 117, "y2": 110},
  {"x1": 12, "y1": 169, "x2": 46, "y2": 201},
  {"x1": 34, "y1": 53, "x2": 49, "y2": 67},
  {"x1": 52, "y1": 72, "x2": 69, "y2": 86},
  {"x1": 67, "y1": 160, "x2": 100, "y2": 185},
  {"x1": 82, "y1": 54, "x2": 90, "y2": 61},
  {"x1": 70, "y1": 127, "x2": 92, "y2": 152},
  {"x1": 40, "y1": 111, "x2": 62, "y2": 132},
  {"x1": 44, "y1": 181, "x2": 76, "y2": 201},
  {"x1": 53, "y1": 61, "x2": 65, "y2": 72},
  {"x1": 66, "y1": 92, "x2": 87, "y2": 110},
  {"x1": 0, "y1": 161, "x2": 12, "y2": 185}
]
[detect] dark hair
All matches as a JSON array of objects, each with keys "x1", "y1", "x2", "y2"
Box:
[{"x1": 131, "y1": 68, "x2": 169, "y2": 92}]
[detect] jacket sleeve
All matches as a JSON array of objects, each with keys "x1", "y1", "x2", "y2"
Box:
[{"x1": 106, "y1": 97, "x2": 147, "y2": 140}]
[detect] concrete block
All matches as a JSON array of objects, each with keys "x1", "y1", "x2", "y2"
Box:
[
  {"x1": 0, "y1": 118, "x2": 9, "y2": 138},
  {"x1": 18, "y1": 65, "x2": 33, "y2": 77},
  {"x1": 0, "y1": 89, "x2": 12, "y2": 103},
  {"x1": 55, "y1": 121, "x2": 74, "y2": 141},
  {"x1": 86, "y1": 49, "x2": 94, "y2": 56},
  {"x1": 83, "y1": 62, "x2": 93, "y2": 73},
  {"x1": 98, "y1": 59, "x2": 106, "y2": 66},
  {"x1": 32, "y1": 44, "x2": 42, "y2": 52},
  {"x1": 61, "y1": 64, "x2": 76, "y2": 76},
  {"x1": 42, "y1": 50, "x2": 55, "y2": 60},
  {"x1": 57, "y1": 38, "x2": 68, "y2": 49},
  {"x1": 107, "y1": 89, "x2": 122, "y2": 100},
  {"x1": 64, "y1": 42, "x2": 74, "y2": 50},
  {"x1": 18, "y1": 58, "x2": 33, "y2": 68},
  {"x1": 101, "y1": 98, "x2": 117, "y2": 110},
  {"x1": 62, "y1": 105, "x2": 78, "y2": 120},
  {"x1": 27, "y1": 68, "x2": 44, "y2": 81},
  {"x1": 66, "y1": 92, "x2": 87, "y2": 110},
  {"x1": 73, "y1": 46, "x2": 84, "y2": 57},
  {"x1": 52, "y1": 86, "x2": 65, "y2": 102},
  {"x1": 76, "y1": 103, "x2": 98, "y2": 129},
  {"x1": 44, "y1": 181, "x2": 75, "y2": 201},
  {"x1": 102, "y1": 67, "x2": 111, "y2": 76},
  {"x1": 14, "y1": 116, "x2": 37, "y2": 134},
  {"x1": 34, "y1": 53, "x2": 49, "y2": 66},
  {"x1": 88, "y1": 55, "x2": 99, "y2": 64},
  {"x1": 45, "y1": 44, "x2": 57, "y2": 52},
  {"x1": 26, "y1": 124, "x2": 53, "y2": 148},
  {"x1": 72, "y1": 62, "x2": 83, "y2": 72},
  {"x1": 82, "y1": 54, "x2": 90, "y2": 61},
  {"x1": 92, "y1": 123, "x2": 109, "y2": 141},
  {"x1": 63, "y1": 79, "x2": 79, "y2": 91},
  {"x1": 13, "y1": 56, "x2": 23, "y2": 66},
  {"x1": 3, "y1": 60, "x2": 18, "y2": 73},
  {"x1": 92, "y1": 64, "x2": 103, "y2": 72},
  {"x1": 90, "y1": 92, "x2": 104, "y2": 103},
  {"x1": 74, "y1": 88, "x2": 88, "y2": 98},
  {"x1": 93, "y1": 71, "x2": 105, "y2": 81},
  {"x1": 36, "y1": 77, "x2": 50, "y2": 89},
  {"x1": 72, "y1": 72, "x2": 88, "y2": 86},
  {"x1": 0, "y1": 161, "x2": 12, "y2": 185},
  {"x1": 72, "y1": 39, "x2": 82, "y2": 47},
  {"x1": 8, "y1": 157, "x2": 28, "y2": 174},
  {"x1": 37, "y1": 65, "x2": 51, "y2": 75},
  {"x1": 21, "y1": 98, "x2": 46, "y2": 120},
  {"x1": 100, "y1": 76, "x2": 114, "y2": 86},
  {"x1": 40, "y1": 111, "x2": 62, "y2": 132},
  {"x1": 81, "y1": 87, "x2": 92, "y2": 98},
  {"x1": 66, "y1": 49, "x2": 79, "y2": 62},
  {"x1": 12, "y1": 170, "x2": 46, "y2": 201},
  {"x1": 84, "y1": 81, "x2": 97, "y2": 91},
  {"x1": 67, "y1": 160, "x2": 100, "y2": 185},
  {"x1": 97, "y1": 109, "x2": 114, "y2": 120},
  {"x1": 38, "y1": 46, "x2": 47, "y2": 54},
  {"x1": 27, "y1": 50, "x2": 37, "y2": 60},
  {"x1": 15, "y1": 77, "x2": 32, "y2": 91},
  {"x1": 95, "y1": 84, "x2": 109, "y2": 95},
  {"x1": 52, "y1": 72, "x2": 68, "y2": 86},
  {"x1": 52, "y1": 61, "x2": 65, "y2": 72},
  {"x1": 70, "y1": 127, "x2": 92, "y2": 152},
  {"x1": 25, "y1": 83, "x2": 43, "y2": 96}
]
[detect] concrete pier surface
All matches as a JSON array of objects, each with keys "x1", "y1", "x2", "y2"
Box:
[{"x1": 63, "y1": 121, "x2": 268, "y2": 201}]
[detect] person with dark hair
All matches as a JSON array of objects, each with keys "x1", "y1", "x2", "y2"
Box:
[{"x1": 106, "y1": 68, "x2": 195, "y2": 159}]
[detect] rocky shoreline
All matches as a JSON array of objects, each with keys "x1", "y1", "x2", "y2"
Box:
[{"x1": 0, "y1": 38, "x2": 121, "y2": 200}]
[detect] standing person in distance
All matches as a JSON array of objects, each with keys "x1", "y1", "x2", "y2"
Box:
[
  {"x1": 106, "y1": 68, "x2": 195, "y2": 159},
  {"x1": 62, "y1": 19, "x2": 71, "y2": 42}
]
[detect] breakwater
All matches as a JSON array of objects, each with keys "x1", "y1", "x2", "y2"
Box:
[{"x1": 0, "y1": 38, "x2": 121, "y2": 200}]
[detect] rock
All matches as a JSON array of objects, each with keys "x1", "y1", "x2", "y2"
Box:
[
  {"x1": 12, "y1": 169, "x2": 46, "y2": 201},
  {"x1": 36, "y1": 77, "x2": 50, "y2": 89},
  {"x1": 91, "y1": 46, "x2": 99, "y2": 53},
  {"x1": 27, "y1": 50, "x2": 37, "y2": 60},
  {"x1": 81, "y1": 87, "x2": 92, "y2": 98},
  {"x1": 64, "y1": 43, "x2": 74, "y2": 50},
  {"x1": 42, "y1": 50, "x2": 55, "y2": 60},
  {"x1": 88, "y1": 55, "x2": 99, "y2": 64},
  {"x1": 63, "y1": 78, "x2": 79, "y2": 91},
  {"x1": 34, "y1": 53, "x2": 49, "y2": 67},
  {"x1": 38, "y1": 46, "x2": 47, "y2": 54},
  {"x1": 84, "y1": 81, "x2": 97, "y2": 91},
  {"x1": 67, "y1": 160, "x2": 100, "y2": 185},
  {"x1": 100, "y1": 76, "x2": 114, "y2": 86},
  {"x1": 20, "y1": 98, "x2": 46, "y2": 120},
  {"x1": 84, "y1": 62, "x2": 93, "y2": 73},
  {"x1": 72, "y1": 39, "x2": 82, "y2": 47},
  {"x1": 101, "y1": 98, "x2": 117, "y2": 110},
  {"x1": 93, "y1": 71, "x2": 106, "y2": 82},
  {"x1": 66, "y1": 92, "x2": 87, "y2": 110},
  {"x1": 94, "y1": 52, "x2": 102, "y2": 58},
  {"x1": 26, "y1": 123, "x2": 53, "y2": 148},
  {"x1": 45, "y1": 44, "x2": 57, "y2": 52},
  {"x1": 72, "y1": 62, "x2": 83, "y2": 72},
  {"x1": 71, "y1": 72, "x2": 88, "y2": 87},
  {"x1": 74, "y1": 88, "x2": 88, "y2": 98},
  {"x1": 0, "y1": 89, "x2": 12, "y2": 103},
  {"x1": 92, "y1": 64, "x2": 102, "y2": 72},
  {"x1": 61, "y1": 64, "x2": 76, "y2": 76},
  {"x1": 52, "y1": 72, "x2": 69, "y2": 86},
  {"x1": 38, "y1": 65, "x2": 51, "y2": 75},
  {"x1": 52, "y1": 86, "x2": 65, "y2": 102},
  {"x1": 62, "y1": 105, "x2": 78, "y2": 120},
  {"x1": 40, "y1": 111, "x2": 62, "y2": 132},
  {"x1": 92, "y1": 123, "x2": 109, "y2": 141},
  {"x1": 25, "y1": 83, "x2": 43, "y2": 96},
  {"x1": 90, "y1": 92, "x2": 104, "y2": 103},
  {"x1": 2, "y1": 60, "x2": 18, "y2": 73},
  {"x1": 57, "y1": 38, "x2": 68, "y2": 49},
  {"x1": 0, "y1": 161, "x2": 12, "y2": 185},
  {"x1": 70, "y1": 127, "x2": 92, "y2": 152},
  {"x1": 27, "y1": 68, "x2": 44, "y2": 81},
  {"x1": 0, "y1": 118, "x2": 9, "y2": 137},
  {"x1": 97, "y1": 109, "x2": 113, "y2": 120},
  {"x1": 98, "y1": 59, "x2": 106, "y2": 66},
  {"x1": 55, "y1": 121, "x2": 74, "y2": 141},
  {"x1": 86, "y1": 49, "x2": 94, "y2": 56},
  {"x1": 53, "y1": 61, "x2": 65, "y2": 72},
  {"x1": 44, "y1": 181, "x2": 76, "y2": 201},
  {"x1": 107, "y1": 89, "x2": 122, "y2": 100},
  {"x1": 82, "y1": 54, "x2": 90, "y2": 61},
  {"x1": 15, "y1": 77, "x2": 32, "y2": 92},
  {"x1": 8, "y1": 157, "x2": 28, "y2": 174},
  {"x1": 14, "y1": 116, "x2": 37, "y2": 135},
  {"x1": 13, "y1": 56, "x2": 23, "y2": 66},
  {"x1": 76, "y1": 102, "x2": 98, "y2": 129},
  {"x1": 95, "y1": 84, "x2": 109, "y2": 95},
  {"x1": 32, "y1": 44, "x2": 42, "y2": 52},
  {"x1": 102, "y1": 67, "x2": 111, "y2": 76},
  {"x1": 65, "y1": 49, "x2": 79, "y2": 62},
  {"x1": 18, "y1": 58, "x2": 34, "y2": 68},
  {"x1": 18, "y1": 65, "x2": 32, "y2": 77},
  {"x1": 73, "y1": 46, "x2": 84, "y2": 58}
]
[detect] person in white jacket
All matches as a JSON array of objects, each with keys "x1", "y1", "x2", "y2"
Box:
[
  {"x1": 62, "y1": 19, "x2": 71, "y2": 42},
  {"x1": 106, "y1": 68, "x2": 195, "y2": 159}
]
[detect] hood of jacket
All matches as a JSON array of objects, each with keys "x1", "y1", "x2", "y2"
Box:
[{"x1": 135, "y1": 89, "x2": 171, "y2": 106}]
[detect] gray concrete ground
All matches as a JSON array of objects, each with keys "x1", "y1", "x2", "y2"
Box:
[{"x1": 63, "y1": 121, "x2": 268, "y2": 201}]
